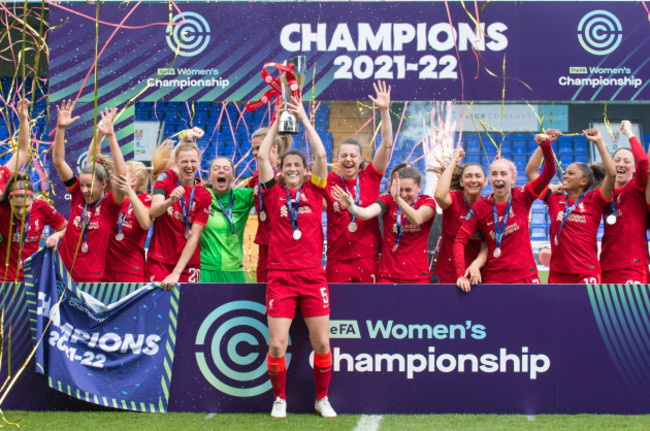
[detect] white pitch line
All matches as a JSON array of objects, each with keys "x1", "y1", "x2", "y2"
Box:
[
  {"x1": 354, "y1": 414, "x2": 383, "y2": 431},
  {"x1": 204, "y1": 413, "x2": 217, "y2": 419},
  {"x1": 527, "y1": 415, "x2": 536, "y2": 421}
]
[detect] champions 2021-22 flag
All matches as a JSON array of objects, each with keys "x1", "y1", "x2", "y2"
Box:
[{"x1": 23, "y1": 248, "x2": 179, "y2": 412}]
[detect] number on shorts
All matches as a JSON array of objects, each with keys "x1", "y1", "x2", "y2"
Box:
[
  {"x1": 583, "y1": 277, "x2": 598, "y2": 284},
  {"x1": 320, "y1": 287, "x2": 329, "y2": 305},
  {"x1": 189, "y1": 268, "x2": 200, "y2": 282},
  {"x1": 625, "y1": 279, "x2": 642, "y2": 285}
]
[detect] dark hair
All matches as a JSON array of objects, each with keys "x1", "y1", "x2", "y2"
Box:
[
  {"x1": 279, "y1": 149, "x2": 307, "y2": 169},
  {"x1": 338, "y1": 138, "x2": 365, "y2": 169},
  {"x1": 209, "y1": 156, "x2": 235, "y2": 173},
  {"x1": 390, "y1": 162, "x2": 412, "y2": 180},
  {"x1": 430, "y1": 162, "x2": 486, "y2": 191},
  {"x1": 570, "y1": 162, "x2": 606, "y2": 191},
  {"x1": 1, "y1": 173, "x2": 33, "y2": 202},
  {"x1": 613, "y1": 147, "x2": 635, "y2": 166},
  {"x1": 396, "y1": 166, "x2": 422, "y2": 186}
]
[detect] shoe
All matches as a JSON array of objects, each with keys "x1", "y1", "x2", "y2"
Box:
[
  {"x1": 314, "y1": 396, "x2": 337, "y2": 418},
  {"x1": 271, "y1": 397, "x2": 287, "y2": 419}
]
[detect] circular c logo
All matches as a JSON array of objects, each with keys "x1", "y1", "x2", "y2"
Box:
[
  {"x1": 577, "y1": 10, "x2": 623, "y2": 56},
  {"x1": 166, "y1": 12, "x2": 211, "y2": 57},
  {"x1": 195, "y1": 300, "x2": 291, "y2": 397}
]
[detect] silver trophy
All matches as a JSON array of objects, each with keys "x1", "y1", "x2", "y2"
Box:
[{"x1": 278, "y1": 55, "x2": 305, "y2": 135}]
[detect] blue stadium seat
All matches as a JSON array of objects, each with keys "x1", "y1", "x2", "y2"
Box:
[
  {"x1": 558, "y1": 136, "x2": 573, "y2": 155},
  {"x1": 466, "y1": 154, "x2": 480, "y2": 165},
  {"x1": 530, "y1": 224, "x2": 549, "y2": 240},
  {"x1": 531, "y1": 210, "x2": 547, "y2": 225}
]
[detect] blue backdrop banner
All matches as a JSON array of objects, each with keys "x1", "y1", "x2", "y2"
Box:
[{"x1": 23, "y1": 248, "x2": 179, "y2": 413}]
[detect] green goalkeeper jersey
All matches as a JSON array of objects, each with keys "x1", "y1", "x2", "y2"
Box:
[{"x1": 200, "y1": 187, "x2": 255, "y2": 272}]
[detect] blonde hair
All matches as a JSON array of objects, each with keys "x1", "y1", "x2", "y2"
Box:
[
  {"x1": 251, "y1": 127, "x2": 293, "y2": 156},
  {"x1": 81, "y1": 154, "x2": 114, "y2": 187},
  {"x1": 151, "y1": 139, "x2": 175, "y2": 180},
  {"x1": 174, "y1": 140, "x2": 200, "y2": 160},
  {"x1": 126, "y1": 160, "x2": 151, "y2": 194},
  {"x1": 489, "y1": 158, "x2": 517, "y2": 180}
]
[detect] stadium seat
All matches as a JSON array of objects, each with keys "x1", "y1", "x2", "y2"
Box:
[
  {"x1": 530, "y1": 224, "x2": 549, "y2": 240},
  {"x1": 558, "y1": 136, "x2": 573, "y2": 155}
]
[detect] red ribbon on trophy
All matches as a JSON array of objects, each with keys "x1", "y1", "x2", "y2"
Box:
[{"x1": 245, "y1": 61, "x2": 301, "y2": 118}]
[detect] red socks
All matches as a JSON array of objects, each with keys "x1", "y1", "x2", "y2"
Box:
[
  {"x1": 267, "y1": 354, "x2": 287, "y2": 400},
  {"x1": 313, "y1": 350, "x2": 332, "y2": 400}
]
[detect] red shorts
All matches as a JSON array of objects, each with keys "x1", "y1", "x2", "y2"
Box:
[
  {"x1": 103, "y1": 270, "x2": 146, "y2": 283},
  {"x1": 266, "y1": 267, "x2": 329, "y2": 318},
  {"x1": 602, "y1": 266, "x2": 648, "y2": 284},
  {"x1": 146, "y1": 258, "x2": 201, "y2": 283},
  {"x1": 549, "y1": 271, "x2": 601, "y2": 284},
  {"x1": 326, "y1": 255, "x2": 379, "y2": 283},
  {"x1": 257, "y1": 244, "x2": 269, "y2": 283},
  {"x1": 376, "y1": 276, "x2": 429, "y2": 284}
]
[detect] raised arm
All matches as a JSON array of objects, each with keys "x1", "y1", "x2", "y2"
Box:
[
  {"x1": 585, "y1": 129, "x2": 616, "y2": 200},
  {"x1": 288, "y1": 97, "x2": 327, "y2": 179},
  {"x1": 370, "y1": 81, "x2": 393, "y2": 173},
  {"x1": 98, "y1": 108, "x2": 126, "y2": 203},
  {"x1": 391, "y1": 174, "x2": 434, "y2": 226},
  {"x1": 113, "y1": 174, "x2": 153, "y2": 230},
  {"x1": 527, "y1": 133, "x2": 557, "y2": 196},
  {"x1": 257, "y1": 116, "x2": 280, "y2": 184},
  {"x1": 330, "y1": 185, "x2": 382, "y2": 220},
  {"x1": 4, "y1": 99, "x2": 31, "y2": 174},
  {"x1": 619, "y1": 120, "x2": 649, "y2": 191},
  {"x1": 52, "y1": 100, "x2": 80, "y2": 182},
  {"x1": 86, "y1": 120, "x2": 103, "y2": 166},
  {"x1": 525, "y1": 129, "x2": 559, "y2": 183},
  {"x1": 434, "y1": 147, "x2": 464, "y2": 210}
]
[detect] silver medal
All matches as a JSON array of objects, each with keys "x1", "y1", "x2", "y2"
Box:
[
  {"x1": 348, "y1": 222, "x2": 358, "y2": 233},
  {"x1": 185, "y1": 230, "x2": 192, "y2": 240},
  {"x1": 606, "y1": 214, "x2": 616, "y2": 225},
  {"x1": 115, "y1": 233, "x2": 124, "y2": 241},
  {"x1": 81, "y1": 242, "x2": 89, "y2": 253},
  {"x1": 493, "y1": 247, "x2": 501, "y2": 258},
  {"x1": 293, "y1": 230, "x2": 302, "y2": 240},
  {"x1": 259, "y1": 211, "x2": 267, "y2": 221}
]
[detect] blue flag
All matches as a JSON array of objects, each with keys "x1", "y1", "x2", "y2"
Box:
[{"x1": 23, "y1": 248, "x2": 179, "y2": 412}]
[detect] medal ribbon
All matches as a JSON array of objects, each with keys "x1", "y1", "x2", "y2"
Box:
[
  {"x1": 245, "y1": 62, "x2": 301, "y2": 121},
  {"x1": 608, "y1": 199, "x2": 617, "y2": 221},
  {"x1": 556, "y1": 193, "x2": 587, "y2": 242},
  {"x1": 395, "y1": 199, "x2": 417, "y2": 246},
  {"x1": 258, "y1": 167, "x2": 278, "y2": 218},
  {"x1": 213, "y1": 190, "x2": 235, "y2": 234},
  {"x1": 81, "y1": 196, "x2": 105, "y2": 246},
  {"x1": 341, "y1": 175, "x2": 360, "y2": 225},
  {"x1": 492, "y1": 194, "x2": 512, "y2": 252},
  {"x1": 285, "y1": 186, "x2": 302, "y2": 234},
  {"x1": 178, "y1": 180, "x2": 196, "y2": 233},
  {"x1": 14, "y1": 212, "x2": 30, "y2": 247},
  {"x1": 117, "y1": 203, "x2": 132, "y2": 237}
]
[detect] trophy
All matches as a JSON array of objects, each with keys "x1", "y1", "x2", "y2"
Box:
[{"x1": 278, "y1": 55, "x2": 305, "y2": 135}]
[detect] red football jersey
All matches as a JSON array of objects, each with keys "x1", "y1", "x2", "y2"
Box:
[
  {"x1": 104, "y1": 193, "x2": 152, "y2": 280},
  {"x1": 148, "y1": 170, "x2": 211, "y2": 266},
  {"x1": 262, "y1": 178, "x2": 327, "y2": 270},
  {"x1": 547, "y1": 190, "x2": 609, "y2": 276},
  {"x1": 59, "y1": 180, "x2": 121, "y2": 282},
  {"x1": 248, "y1": 169, "x2": 281, "y2": 246},
  {"x1": 325, "y1": 163, "x2": 383, "y2": 263},
  {"x1": 376, "y1": 194, "x2": 436, "y2": 281},
  {"x1": 454, "y1": 141, "x2": 555, "y2": 283},
  {"x1": 0, "y1": 199, "x2": 65, "y2": 281},
  {"x1": 0, "y1": 166, "x2": 11, "y2": 193},
  {"x1": 601, "y1": 136, "x2": 650, "y2": 271},
  {"x1": 434, "y1": 190, "x2": 482, "y2": 283}
]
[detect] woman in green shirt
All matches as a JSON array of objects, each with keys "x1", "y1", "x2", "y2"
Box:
[{"x1": 200, "y1": 157, "x2": 255, "y2": 283}]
